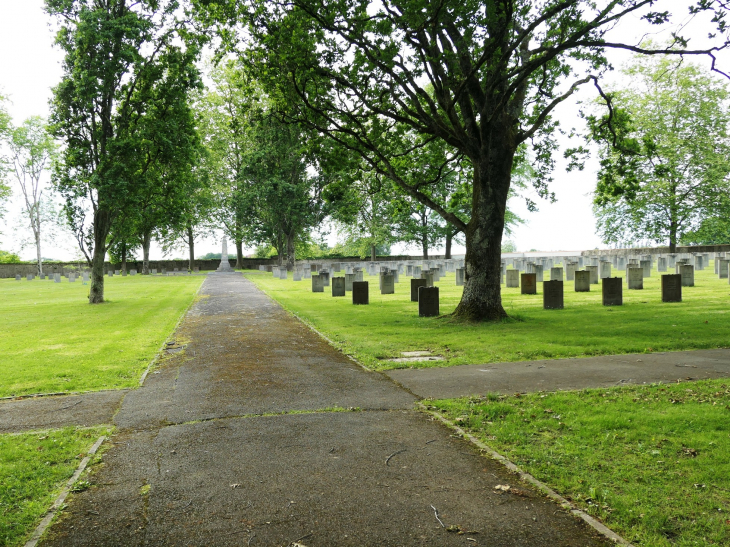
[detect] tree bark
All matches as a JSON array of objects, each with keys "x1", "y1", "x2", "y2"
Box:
[
  {"x1": 121, "y1": 242, "x2": 127, "y2": 275},
  {"x1": 187, "y1": 224, "x2": 195, "y2": 271},
  {"x1": 286, "y1": 232, "x2": 296, "y2": 271},
  {"x1": 669, "y1": 220, "x2": 677, "y2": 253},
  {"x1": 142, "y1": 229, "x2": 152, "y2": 274},
  {"x1": 453, "y1": 136, "x2": 514, "y2": 321},
  {"x1": 421, "y1": 235, "x2": 429, "y2": 259},
  {"x1": 89, "y1": 208, "x2": 112, "y2": 304},
  {"x1": 370, "y1": 243, "x2": 376, "y2": 261},
  {"x1": 235, "y1": 240, "x2": 243, "y2": 269},
  {"x1": 35, "y1": 228, "x2": 43, "y2": 276}
]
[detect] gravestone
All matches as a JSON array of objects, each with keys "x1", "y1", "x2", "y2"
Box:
[
  {"x1": 69, "y1": 273, "x2": 76, "y2": 282},
  {"x1": 680, "y1": 264, "x2": 695, "y2": 287},
  {"x1": 640, "y1": 260, "x2": 652, "y2": 278},
  {"x1": 115, "y1": 270, "x2": 121, "y2": 275},
  {"x1": 311, "y1": 275, "x2": 324, "y2": 293},
  {"x1": 617, "y1": 257, "x2": 626, "y2": 269},
  {"x1": 381, "y1": 273, "x2": 395, "y2": 294},
  {"x1": 410, "y1": 278, "x2": 427, "y2": 302},
  {"x1": 421, "y1": 271, "x2": 434, "y2": 287},
  {"x1": 40, "y1": 274, "x2": 45, "y2": 280},
  {"x1": 550, "y1": 267, "x2": 563, "y2": 281},
  {"x1": 521, "y1": 273, "x2": 537, "y2": 294},
  {"x1": 695, "y1": 256, "x2": 704, "y2": 271},
  {"x1": 668, "y1": 254, "x2": 677, "y2": 268},
  {"x1": 455, "y1": 268, "x2": 465, "y2": 286},
  {"x1": 352, "y1": 281, "x2": 369, "y2": 305},
  {"x1": 345, "y1": 273, "x2": 355, "y2": 291},
  {"x1": 311, "y1": 264, "x2": 318, "y2": 273},
  {"x1": 533, "y1": 264, "x2": 544, "y2": 283},
  {"x1": 304, "y1": 269, "x2": 311, "y2": 279},
  {"x1": 543, "y1": 280, "x2": 564, "y2": 309},
  {"x1": 574, "y1": 270, "x2": 590, "y2": 292},
  {"x1": 662, "y1": 274, "x2": 682, "y2": 302},
  {"x1": 54, "y1": 273, "x2": 61, "y2": 283},
  {"x1": 602, "y1": 277, "x2": 623, "y2": 306},
  {"x1": 506, "y1": 269, "x2": 520, "y2": 288},
  {"x1": 627, "y1": 267, "x2": 643, "y2": 290},
  {"x1": 293, "y1": 270, "x2": 302, "y2": 281},
  {"x1": 355, "y1": 270, "x2": 364, "y2": 282},
  {"x1": 566, "y1": 262, "x2": 577, "y2": 281},
  {"x1": 15, "y1": 274, "x2": 21, "y2": 281},
  {"x1": 585, "y1": 265, "x2": 599, "y2": 284},
  {"x1": 320, "y1": 271, "x2": 330, "y2": 287},
  {"x1": 657, "y1": 257, "x2": 667, "y2": 272},
  {"x1": 130, "y1": 270, "x2": 137, "y2": 276},
  {"x1": 83, "y1": 272, "x2": 90, "y2": 284},
  {"x1": 599, "y1": 261, "x2": 611, "y2": 279},
  {"x1": 333, "y1": 263, "x2": 341, "y2": 272},
  {"x1": 280, "y1": 268, "x2": 288, "y2": 280},
  {"x1": 26, "y1": 274, "x2": 33, "y2": 281},
  {"x1": 406, "y1": 265, "x2": 413, "y2": 276},
  {"x1": 332, "y1": 276, "x2": 346, "y2": 297},
  {"x1": 718, "y1": 259, "x2": 729, "y2": 279},
  {"x1": 418, "y1": 286, "x2": 439, "y2": 317},
  {"x1": 413, "y1": 265, "x2": 422, "y2": 277}
]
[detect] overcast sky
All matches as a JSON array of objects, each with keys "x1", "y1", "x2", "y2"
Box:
[{"x1": 0, "y1": 0, "x2": 726, "y2": 260}]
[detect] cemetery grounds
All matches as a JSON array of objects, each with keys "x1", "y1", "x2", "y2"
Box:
[
  {"x1": 0, "y1": 274, "x2": 204, "y2": 546},
  {"x1": 248, "y1": 265, "x2": 730, "y2": 546}
]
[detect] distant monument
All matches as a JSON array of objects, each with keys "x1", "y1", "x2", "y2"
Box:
[{"x1": 216, "y1": 239, "x2": 234, "y2": 272}]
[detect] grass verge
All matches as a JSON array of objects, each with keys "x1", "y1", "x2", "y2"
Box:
[
  {"x1": 428, "y1": 381, "x2": 730, "y2": 546},
  {"x1": 0, "y1": 274, "x2": 205, "y2": 397},
  {"x1": 245, "y1": 264, "x2": 730, "y2": 371},
  {"x1": 0, "y1": 426, "x2": 112, "y2": 546}
]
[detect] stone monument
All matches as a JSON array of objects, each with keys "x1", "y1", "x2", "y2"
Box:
[{"x1": 216, "y1": 239, "x2": 234, "y2": 272}]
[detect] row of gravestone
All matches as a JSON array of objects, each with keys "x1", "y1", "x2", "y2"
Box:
[
  {"x1": 504, "y1": 263, "x2": 697, "y2": 288},
  {"x1": 105, "y1": 267, "x2": 200, "y2": 277},
  {"x1": 513, "y1": 273, "x2": 687, "y2": 310},
  {"x1": 16, "y1": 272, "x2": 89, "y2": 283}
]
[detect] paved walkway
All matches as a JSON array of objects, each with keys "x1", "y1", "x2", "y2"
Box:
[{"x1": 38, "y1": 274, "x2": 609, "y2": 546}]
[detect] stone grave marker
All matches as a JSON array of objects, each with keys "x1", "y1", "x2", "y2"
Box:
[
  {"x1": 54, "y1": 273, "x2": 61, "y2": 282},
  {"x1": 585, "y1": 265, "x2": 599, "y2": 284},
  {"x1": 108, "y1": 271, "x2": 113, "y2": 277},
  {"x1": 69, "y1": 273, "x2": 76, "y2": 282},
  {"x1": 627, "y1": 267, "x2": 643, "y2": 290},
  {"x1": 599, "y1": 261, "x2": 612, "y2": 279},
  {"x1": 574, "y1": 270, "x2": 590, "y2": 292},
  {"x1": 657, "y1": 257, "x2": 667, "y2": 272},
  {"x1": 533, "y1": 264, "x2": 544, "y2": 282},
  {"x1": 521, "y1": 273, "x2": 537, "y2": 294},
  {"x1": 543, "y1": 280, "x2": 563, "y2": 309},
  {"x1": 718, "y1": 259, "x2": 729, "y2": 279},
  {"x1": 411, "y1": 278, "x2": 427, "y2": 302},
  {"x1": 320, "y1": 271, "x2": 330, "y2": 286},
  {"x1": 550, "y1": 267, "x2": 563, "y2": 281},
  {"x1": 332, "y1": 276, "x2": 346, "y2": 297},
  {"x1": 680, "y1": 264, "x2": 694, "y2": 287},
  {"x1": 26, "y1": 274, "x2": 33, "y2": 281},
  {"x1": 566, "y1": 262, "x2": 577, "y2": 281},
  {"x1": 352, "y1": 281, "x2": 369, "y2": 305},
  {"x1": 640, "y1": 260, "x2": 652, "y2": 278},
  {"x1": 662, "y1": 274, "x2": 682, "y2": 302},
  {"x1": 455, "y1": 268, "x2": 465, "y2": 286},
  {"x1": 506, "y1": 269, "x2": 520, "y2": 288},
  {"x1": 355, "y1": 270, "x2": 364, "y2": 282},
  {"x1": 418, "y1": 286, "x2": 439, "y2": 317},
  {"x1": 602, "y1": 277, "x2": 623, "y2": 306},
  {"x1": 293, "y1": 270, "x2": 302, "y2": 281},
  {"x1": 304, "y1": 269, "x2": 311, "y2": 279},
  {"x1": 695, "y1": 256, "x2": 704, "y2": 271},
  {"x1": 421, "y1": 271, "x2": 434, "y2": 287},
  {"x1": 83, "y1": 272, "x2": 90, "y2": 284},
  {"x1": 129, "y1": 269, "x2": 136, "y2": 276},
  {"x1": 381, "y1": 273, "x2": 395, "y2": 294},
  {"x1": 344, "y1": 273, "x2": 355, "y2": 291},
  {"x1": 333, "y1": 263, "x2": 341, "y2": 272},
  {"x1": 311, "y1": 275, "x2": 324, "y2": 293},
  {"x1": 40, "y1": 274, "x2": 45, "y2": 280},
  {"x1": 15, "y1": 274, "x2": 21, "y2": 281},
  {"x1": 413, "y1": 265, "x2": 422, "y2": 277}
]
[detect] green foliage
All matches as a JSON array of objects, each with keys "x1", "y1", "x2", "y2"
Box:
[
  {"x1": 0, "y1": 426, "x2": 111, "y2": 546},
  {"x1": 501, "y1": 241, "x2": 517, "y2": 253},
  {"x1": 0, "y1": 250, "x2": 21, "y2": 263},
  {"x1": 431, "y1": 380, "x2": 730, "y2": 545},
  {"x1": 0, "y1": 275, "x2": 204, "y2": 397},
  {"x1": 588, "y1": 53, "x2": 730, "y2": 250},
  {"x1": 0, "y1": 94, "x2": 13, "y2": 224}
]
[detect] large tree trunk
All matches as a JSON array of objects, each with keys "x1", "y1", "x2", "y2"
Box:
[
  {"x1": 286, "y1": 232, "x2": 296, "y2": 271},
  {"x1": 187, "y1": 224, "x2": 195, "y2": 271},
  {"x1": 35, "y1": 228, "x2": 43, "y2": 276},
  {"x1": 89, "y1": 209, "x2": 112, "y2": 304},
  {"x1": 445, "y1": 231, "x2": 453, "y2": 260},
  {"x1": 235, "y1": 239, "x2": 243, "y2": 269},
  {"x1": 453, "y1": 140, "x2": 514, "y2": 321},
  {"x1": 421, "y1": 235, "x2": 429, "y2": 259},
  {"x1": 370, "y1": 243, "x2": 376, "y2": 261},
  {"x1": 669, "y1": 220, "x2": 677, "y2": 253},
  {"x1": 121, "y1": 242, "x2": 127, "y2": 275},
  {"x1": 142, "y1": 229, "x2": 152, "y2": 274}
]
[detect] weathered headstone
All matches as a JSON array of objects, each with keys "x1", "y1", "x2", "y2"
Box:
[
  {"x1": 130, "y1": 270, "x2": 137, "y2": 276},
  {"x1": 662, "y1": 274, "x2": 682, "y2": 302},
  {"x1": 455, "y1": 268, "x2": 465, "y2": 286},
  {"x1": 69, "y1": 273, "x2": 76, "y2": 282},
  {"x1": 550, "y1": 267, "x2": 563, "y2": 281},
  {"x1": 40, "y1": 274, "x2": 46, "y2": 280},
  {"x1": 331, "y1": 276, "x2": 346, "y2": 297},
  {"x1": 352, "y1": 281, "x2": 369, "y2": 305},
  {"x1": 680, "y1": 264, "x2": 695, "y2": 287},
  {"x1": 602, "y1": 277, "x2": 623, "y2": 306},
  {"x1": 627, "y1": 267, "x2": 643, "y2": 290},
  {"x1": 599, "y1": 261, "x2": 611, "y2": 279},
  {"x1": 54, "y1": 273, "x2": 61, "y2": 283},
  {"x1": 421, "y1": 271, "x2": 434, "y2": 288},
  {"x1": 574, "y1": 270, "x2": 590, "y2": 292},
  {"x1": 293, "y1": 270, "x2": 302, "y2": 281},
  {"x1": 418, "y1": 286, "x2": 439, "y2": 317},
  {"x1": 640, "y1": 260, "x2": 652, "y2": 278},
  {"x1": 410, "y1": 278, "x2": 427, "y2": 302},
  {"x1": 506, "y1": 269, "x2": 520, "y2": 288},
  {"x1": 543, "y1": 280, "x2": 564, "y2": 309},
  {"x1": 718, "y1": 259, "x2": 729, "y2": 279},
  {"x1": 566, "y1": 262, "x2": 577, "y2": 281},
  {"x1": 657, "y1": 257, "x2": 667, "y2": 272},
  {"x1": 312, "y1": 275, "x2": 324, "y2": 293},
  {"x1": 533, "y1": 264, "x2": 544, "y2": 283},
  {"x1": 381, "y1": 273, "x2": 395, "y2": 294},
  {"x1": 83, "y1": 272, "x2": 90, "y2": 284},
  {"x1": 585, "y1": 265, "x2": 599, "y2": 284},
  {"x1": 320, "y1": 271, "x2": 330, "y2": 286},
  {"x1": 26, "y1": 274, "x2": 33, "y2": 281},
  {"x1": 521, "y1": 273, "x2": 537, "y2": 294},
  {"x1": 15, "y1": 274, "x2": 21, "y2": 281}
]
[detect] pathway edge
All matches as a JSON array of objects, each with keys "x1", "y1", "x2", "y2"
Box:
[{"x1": 421, "y1": 404, "x2": 634, "y2": 546}]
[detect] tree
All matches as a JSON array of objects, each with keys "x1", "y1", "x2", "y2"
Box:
[
  {"x1": 7, "y1": 117, "x2": 57, "y2": 275},
  {"x1": 589, "y1": 54, "x2": 730, "y2": 252},
  {"x1": 0, "y1": 94, "x2": 11, "y2": 224},
  {"x1": 197, "y1": 0, "x2": 728, "y2": 320},
  {"x1": 47, "y1": 0, "x2": 202, "y2": 303}
]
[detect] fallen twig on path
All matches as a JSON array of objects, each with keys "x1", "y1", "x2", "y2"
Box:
[
  {"x1": 385, "y1": 448, "x2": 407, "y2": 466},
  {"x1": 430, "y1": 504, "x2": 445, "y2": 528}
]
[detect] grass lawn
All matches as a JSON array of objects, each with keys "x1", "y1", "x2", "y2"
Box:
[
  {"x1": 245, "y1": 263, "x2": 730, "y2": 371},
  {"x1": 0, "y1": 274, "x2": 205, "y2": 397},
  {"x1": 0, "y1": 426, "x2": 111, "y2": 547},
  {"x1": 428, "y1": 381, "x2": 730, "y2": 546}
]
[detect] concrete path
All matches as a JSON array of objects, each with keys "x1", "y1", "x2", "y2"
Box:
[
  {"x1": 41, "y1": 273, "x2": 610, "y2": 547},
  {"x1": 386, "y1": 349, "x2": 730, "y2": 400}
]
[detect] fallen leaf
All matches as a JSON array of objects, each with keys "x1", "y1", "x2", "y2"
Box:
[{"x1": 230, "y1": 484, "x2": 241, "y2": 488}]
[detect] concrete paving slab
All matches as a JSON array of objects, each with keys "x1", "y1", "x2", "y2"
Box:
[
  {"x1": 385, "y1": 349, "x2": 730, "y2": 399},
  {"x1": 115, "y1": 276, "x2": 414, "y2": 431},
  {"x1": 44, "y1": 412, "x2": 609, "y2": 547},
  {"x1": 0, "y1": 390, "x2": 126, "y2": 433}
]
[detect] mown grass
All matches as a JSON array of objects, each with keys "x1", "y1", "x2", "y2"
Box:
[
  {"x1": 0, "y1": 426, "x2": 112, "y2": 547},
  {"x1": 245, "y1": 264, "x2": 730, "y2": 370},
  {"x1": 428, "y1": 381, "x2": 730, "y2": 546},
  {"x1": 0, "y1": 274, "x2": 205, "y2": 397}
]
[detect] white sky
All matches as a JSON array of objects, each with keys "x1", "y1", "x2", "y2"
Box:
[{"x1": 0, "y1": 0, "x2": 727, "y2": 260}]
